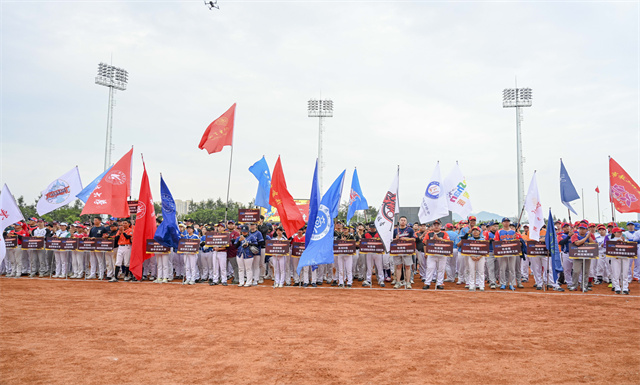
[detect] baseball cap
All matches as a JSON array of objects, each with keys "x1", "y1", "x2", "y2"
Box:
[
  {"x1": 501, "y1": 217, "x2": 510, "y2": 223},
  {"x1": 608, "y1": 222, "x2": 615, "y2": 227},
  {"x1": 612, "y1": 227, "x2": 623, "y2": 233},
  {"x1": 60, "y1": 222, "x2": 68, "y2": 226},
  {"x1": 240, "y1": 225, "x2": 249, "y2": 232},
  {"x1": 368, "y1": 222, "x2": 376, "y2": 227},
  {"x1": 433, "y1": 219, "x2": 441, "y2": 225},
  {"x1": 471, "y1": 226, "x2": 481, "y2": 232},
  {"x1": 597, "y1": 224, "x2": 605, "y2": 230},
  {"x1": 445, "y1": 223, "x2": 453, "y2": 229},
  {"x1": 523, "y1": 224, "x2": 529, "y2": 228},
  {"x1": 562, "y1": 222, "x2": 570, "y2": 228},
  {"x1": 627, "y1": 222, "x2": 636, "y2": 226},
  {"x1": 578, "y1": 223, "x2": 588, "y2": 229},
  {"x1": 588, "y1": 223, "x2": 596, "y2": 227},
  {"x1": 227, "y1": 220, "x2": 235, "y2": 224},
  {"x1": 468, "y1": 216, "x2": 477, "y2": 221}
]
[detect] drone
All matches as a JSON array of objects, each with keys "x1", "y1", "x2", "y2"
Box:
[{"x1": 204, "y1": 0, "x2": 219, "y2": 10}]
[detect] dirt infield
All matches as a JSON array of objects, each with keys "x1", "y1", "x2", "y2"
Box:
[{"x1": 1, "y1": 277, "x2": 639, "y2": 385}]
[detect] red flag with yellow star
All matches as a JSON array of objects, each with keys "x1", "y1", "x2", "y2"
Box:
[
  {"x1": 609, "y1": 157, "x2": 640, "y2": 213},
  {"x1": 269, "y1": 156, "x2": 306, "y2": 237},
  {"x1": 199, "y1": 103, "x2": 236, "y2": 154}
]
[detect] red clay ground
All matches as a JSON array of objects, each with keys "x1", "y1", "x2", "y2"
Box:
[{"x1": 1, "y1": 276, "x2": 639, "y2": 385}]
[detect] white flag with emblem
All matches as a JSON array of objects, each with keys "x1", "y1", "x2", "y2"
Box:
[
  {"x1": 0, "y1": 184, "x2": 25, "y2": 265},
  {"x1": 418, "y1": 162, "x2": 450, "y2": 224},
  {"x1": 36, "y1": 166, "x2": 83, "y2": 215},
  {"x1": 443, "y1": 163, "x2": 473, "y2": 218},
  {"x1": 524, "y1": 172, "x2": 544, "y2": 241},
  {"x1": 375, "y1": 168, "x2": 399, "y2": 253}
]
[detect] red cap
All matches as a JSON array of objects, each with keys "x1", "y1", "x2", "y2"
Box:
[
  {"x1": 612, "y1": 227, "x2": 623, "y2": 233},
  {"x1": 445, "y1": 223, "x2": 453, "y2": 229},
  {"x1": 597, "y1": 225, "x2": 605, "y2": 230},
  {"x1": 608, "y1": 222, "x2": 615, "y2": 227},
  {"x1": 578, "y1": 223, "x2": 588, "y2": 229},
  {"x1": 471, "y1": 226, "x2": 481, "y2": 232},
  {"x1": 588, "y1": 223, "x2": 596, "y2": 227},
  {"x1": 468, "y1": 216, "x2": 477, "y2": 221}
]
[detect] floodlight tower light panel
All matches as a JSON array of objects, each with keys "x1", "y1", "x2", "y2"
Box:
[{"x1": 503, "y1": 88, "x2": 532, "y2": 108}]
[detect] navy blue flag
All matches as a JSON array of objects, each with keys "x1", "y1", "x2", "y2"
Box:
[
  {"x1": 76, "y1": 166, "x2": 112, "y2": 203},
  {"x1": 297, "y1": 170, "x2": 346, "y2": 274},
  {"x1": 560, "y1": 159, "x2": 580, "y2": 215},
  {"x1": 248, "y1": 156, "x2": 271, "y2": 212},
  {"x1": 346, "y1": 168, "x2": 368, "y2": 224},
  {"x1": 154, "y1": 176, "x2": 181, "y2": 249},
  {"x1": 305, "y1": 159, "x2": 320, "y2": 248},
  {"x1": 544, "y1": 209, "x2": 563, "y2": 282}
]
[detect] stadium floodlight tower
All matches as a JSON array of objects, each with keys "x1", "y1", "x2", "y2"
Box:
[
  {"x1": 308, "y1": 99, "x2": 333, "y2": 193},
  {"x1": 503, "y1": 86, "x2": 532, "y2": 217},
  {"x1": 95, "y1": 62, "x2": 128, "y2": 171}
]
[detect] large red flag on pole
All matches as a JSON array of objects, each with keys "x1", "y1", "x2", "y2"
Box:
[
  {"x1": 81, "y1": 148, "x2": 133, "y2": 217},
  {"x1": 198, "y1": 103, "x2": 236, "y2": 154},
  {"x1": 609, "y1": 157, "x2": 640, "y2": 213},
  {"x1": 269, "y1": 156, "x2": 306, "y2": 237},
  {"x1": 129, "y1": 159, "x2": 157, "y2": 280}
]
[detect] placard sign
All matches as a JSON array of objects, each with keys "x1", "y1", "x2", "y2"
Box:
[
  {"x1": 333, "y1": 240, "x2": 357, "y2": 255},
  {"x1": 46, "y1": 238, "x2": 78, "y2": 251},
  {"x1": 4, "y1": 237, "x2": 17, "y2": 248},
  {"x1": 177, "y1": 238, "x2": 200, "y2": 254},
  {"x1": 459, "y1": 239, "x2": 490, "y2": 256},
  {"x1": 146, "y1": 239, "x2": 171, "y2": 254},
  {"x1": 127, "y1": 200, "x2": 139, "y2": 215},
  {"x1": 238, "y1": 209, "x2": 260, "y2": 223},
  {"x1": 493, "y1": 240, "x2": 522, "y2": 257},
  {"x1": 606, "y1": 241, "x2": 638, "y2": 259},
  {"x1": 291, "y1": 242, "x2": 306, "y2": 257},
  {"x1": 265, "y1": 239, "x2": 290, "y2": 255},
  {"x1": 95, "y1": 239, "x2": 115, "y2": 252},
  {"x1": 424, "y1": 239, "x2": 453, "y2": 257},
  {"x1": 21, "y1": 237, "x2": 45, "y2": 250},
  {"x1": 390, "y1": 239, "x2": 416, "y2": 255},
  {"x1": 359, "y1": 238, "x2": 385, "y2": 254},
  {"x1": 569, "y1": 243, "x2": 599, "y2": 259},
  {"x1": 205, "y1": 233, "x2": 230, "y2": 247},
  {"x1": 526, "y1": 241, "x2": 548, "y2": 256},
  {"x1": 78, "y1": 238, "x2": 97, "y2": 251}
]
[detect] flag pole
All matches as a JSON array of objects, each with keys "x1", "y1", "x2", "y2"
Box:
[
  {"x1": 581, "y1": 188, "x2": 585, "y2": 219},
  {"x1": 515, "y1": 171, "x2": 533, "y2": 230},
  {"x1": 224, "y1": 127, "x2": 236, "y2": 224},
  {"x1": 597, "y1": 189, "x2": 601, "y2": 223}
]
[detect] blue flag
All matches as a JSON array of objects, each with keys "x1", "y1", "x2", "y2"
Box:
[
  {"x1": 297, "y1": 170, "x2": 346, "y2": 274},
  {"x1": 305, "y1": 159, "x2": 320, "y2": 248},
  {"x1": 76, "y1": 166, "x2": 112, "y2": 203},
  {"x1": 545, "y1": 209, "x2": 563, "y2": 282},
  {"x1": 248, "y1": 156, "x2": 271, "y2": 212},
  {"x1": 154, "y1": 176, "x2": 181, "y2": 249},
  {"x1": 346, "y1": 168, "x2": 368, "y2": 224},
  {"x1": 560, "y1": 160, "x2": 580, "y2": 215}
]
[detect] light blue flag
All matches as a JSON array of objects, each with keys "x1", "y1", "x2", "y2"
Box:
[
  {"x1": 297, "y1": 170, "x2": 346, "y2": 275},
  {"x1": 346, "y1": 168, "x2": 369, "y2": 224},
  {"x1": 248, "y1": 156, "x2": 271, "y2": 211},
  {"x1": 545, "y1": 209, "x2": 563, "y2": 282},
  {"x1": 154, "y1": 176, "x2": 181, "y2": 249},
  {"x1": 560, "y1": 160, "x2": 580, "y2": 215},
  {"x1": 305, "y1": 159, "x2": 320, "y2": 248},
  {"x1": 76, "y1": 166, "x2": 112, "y2": 203}
]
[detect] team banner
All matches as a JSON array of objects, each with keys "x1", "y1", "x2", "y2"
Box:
[
  {"x1": 459, "y1": 239, "x2": 489, "y2": 256},
  {"x1": 359, "y1": 238, "x2": 385, "y2": 254},
  {"x1": 95, "y1": 239, "x2": 115, "y2": 252},
  {"x1": 333, "y1": 240, "x2": 357, "y2": 255},
  {"x1": 291, "y1": 242, "x2": 305, "y2": 257},
  {"x1": 177, "y1": 239, "x2": 200, "y2": 254},
  {"x1": 526, "y1": 241, "x2": 549, "y2": 256},
  {"x1": 493, "y1": 240, "x2": 522, "y2": 257},
  {"x1": 4, "y1": 238, "x2": 17, "y2": 248},
  {"x1": 238, "y1": 209, "x2": 261, "y2": 223},
  {"x1": 265, "y1": 239, "x2": 290, "y2": 255},
  {"x1": 606, "y1": 241, "x2": 638, "y2": 259},
  {"x1": 205, "y1": 233, "x2": 231, "y2": 247},
  {"x1": 424, "y1": 239, "x2": 453, "y2": 257},
  {"x1": 78, "y1": 239, "x2": 97, "y2": 251},
  {"x1": 21, "y1": 237, "x2": 45, "y2": 250},
  {"x1": 569, "y1": 243, "x2": 599, "y2": 259},
  {"x1": 390, "y1": 239, "x2": 416, "y2": 255},
  {"x1": 146, "y1": 239, "x2": 171, "y2": 254},
  {"x1": 45, "y1": 238, "x2": 78, "y2": 251},
  {"x1": 36, "y1": 166, "x2": 84, "y2": 216}
]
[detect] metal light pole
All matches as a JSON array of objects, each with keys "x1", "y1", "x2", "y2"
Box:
[
  {"x1": 503, "y1": 87, "x2": 532, "y2": 216},
  {"x1": 308, "y1": 99, "x2": 333, "y2": 193},
  {"x1": 95, "y1": 62, "x2": 128, "y2": 171}
]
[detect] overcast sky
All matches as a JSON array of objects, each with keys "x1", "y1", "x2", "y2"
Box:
[{"x1": 2, "y1": 0, "x2": 639, "y2": 222}]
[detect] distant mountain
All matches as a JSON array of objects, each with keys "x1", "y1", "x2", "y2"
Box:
[{"x1": 452, "y1": 211, "x2": 510, "y2": 223}]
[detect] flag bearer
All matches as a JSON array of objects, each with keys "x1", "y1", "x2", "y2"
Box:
[{"x1": 568, "y1": 222, "x2": 596, "y2": 291}]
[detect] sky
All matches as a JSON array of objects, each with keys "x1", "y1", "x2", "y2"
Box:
[{"x1": 1, "y1": 0, "x2": 639, "y2": 223}]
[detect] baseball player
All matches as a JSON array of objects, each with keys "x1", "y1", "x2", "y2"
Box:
[
  {"x1": 568, "y1": 222, "x2": 596, "y2": 292},
  {"x1": 362, "y1": 223, "x2": 385, "y2": 288},
  {"x1": 52, "y1": 223, "x2": 71, "y2": 278},
  {"x1": 494, "y1": 218, "x2": 521, "y2": 291},
  {"x1": 211, "y1": 223, "x2": 229, "y2": 286},
  {"x1": 422, "y1": 219, "x2": 450, "y2": 290},
  {"x1": 181, "y1": 226, "x2": 200, "y2": 285},
  {"x1": 109, "y1": 220, "x2": 133, "y2": 282},
  {"x1": 458, "y1": 226, "x2": 486, "y2": 291},
  {"x1": 235, "y1": 225, "x2": 262, "y2": 287},
  {"x1": 483, "y1": 221, "x2": 499, "y2": 289},
  {"x1": 29, "y1": 219, "x2": 49, "y2": 277},
  {"x1": 88, "y1": 217, "x2": 108, "y2": 279},
  {"x1": 606, "y1": 227, "x2": 630, "y2": 294}
]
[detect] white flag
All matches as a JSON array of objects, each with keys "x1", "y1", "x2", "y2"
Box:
[
  {"x1": 444, "y1": 163, "x2": 473, "y2": 218},
  {"x1": 375, "y1": 168, "x2": 399, "y2": 253},
  {"x1": 0, "y1": 184, "x2": 25, "y2": 265},
  {"x1": 36, "y1": 166, "x2": 83, "y2": 216},
  {"x1": 418, "y1": 162, "x2": 450, "y2": 224},
  {"x1": 524, "y1": 173, "x2": 544, "y2": 241}
]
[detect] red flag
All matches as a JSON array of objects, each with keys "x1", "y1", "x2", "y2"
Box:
[
  {"x1": 129, "y1": 162, "x2": 157, "y2": 280},
  {"x1": 595, "y1": 186, "x2": 600, "y2": 193},
  {"x1": 609, "y1": 157, "x2": 640, "y2": 213},
  {"x1": 269, "y1": 156, "x2": 305, "y2": 237},
  {"x1": 198, "y1": 103, "x2": 236, "y2": 154},
  {"x1": 81, "y1": 148, "x2": 133, "y2": 217}
]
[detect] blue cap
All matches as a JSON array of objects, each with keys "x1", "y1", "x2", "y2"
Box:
[
  {"x1": 501, "y1": 217, "x2": 511, "y2": 222},
  {"x1": 240, "y1": 225, "x2": 249, "y2": 232}
]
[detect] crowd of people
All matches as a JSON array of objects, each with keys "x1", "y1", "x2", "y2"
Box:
[{"x1": 2, "y1": 215, "x2": 639, "y2": 295}]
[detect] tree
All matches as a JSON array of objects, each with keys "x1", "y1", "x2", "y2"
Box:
[{"x1": 184, "y1": 198, "x2": 249, "y2": 224}]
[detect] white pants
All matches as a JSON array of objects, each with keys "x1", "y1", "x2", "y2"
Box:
[
  {"x1": 156, "y1": 253, "x2": 171, "y2": 279},
  {"x1": 116, "y1": 245, "x2": 131, "y2": 266},
  {"x1": 417, "y1": 251, "x2": 427, "y2": 281},
  {"x1": 105, "y1": 250, "x2": 115, "y2": 278},
  {"x1": 498, "y1": 256, "x2": 517, "y2": 286},
  {"x1": 200, "y1": 251, "x2": 213, "y2": 280},
  {"x1": 425, "y1": 255, "x2": 447, "y2": 286},
  {"x1": 337, "y1": 254, "x2": 353, "y2": 285},
  {"x1": 272, "y1": 255, "x2": 286, "y2": 285},
  {"x1": 173, "y1": 252, "x2": 184, "y2": 277},
  {"x1": 72, "y1": 251, "x2": 85, "y2": 276},
  {"x1": 560, "y1": 252, "x2": 573, "y2": 286},
  {"x1": 289, "y1": 257, "x2": 300, "y2": 284},
  {"x1": 29, "y1": 249, "x2": 47, "y2": 275},
  {"x1": 91, "y1": 251, "x2": 106, "y2": 278},
  {"x1": 54, "y1": 251, "x2": 69, "y2": 277},
  {"x1": 212, "y1": 251, "x2": 227, "y2": 283},
  {"x1": 456, "y1": 250, "x2": 468, "y2": 283},
  {"x1": 252, "y1": 250, "x2": 262, "y2": 283},
  {"x1": 8, "y1": 248, "x2": 23, "y2": 276},
  {"x1": 183, "y1": 253, "x2": 198, "y2": 282},
  {"x1": 366, "y1": 253, "x2": 384, "y2": 285},
  {"x1": 596, "y1": 253, "x2": 611, "y2": 282},
  {"x1": 302, "y1": 265, "x2": 317, "y2": 284},
  {"x1": 467, "y1": 256, "x2": 486, "y2": 289},
  {"x1": 237, "y1": 257, "x2": 254, "y2": 286},
  {"x1": 445, "y1": 249, "x2": 458, "y2": 280},
  {"x1": 610, "y1": 257, "x2": 630, "y2": 291}
]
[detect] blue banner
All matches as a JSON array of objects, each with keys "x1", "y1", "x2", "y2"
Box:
[
  {"x1": 346, "y1": 168, "x2": 368, "y2": 224},
  {"x1": 545, "y1": 209, "x2": 563, "y2": 282},
  {"x1": 305, "y1": 159, "x2": 320, "y2": 248},
  {"x1": 248, "y1": 156, "x2": 271, "y2": 212},
  {"x1": 154, "y1": 176, "x2": 181, "y2": 249},
  {"x1": 560, "y1": 160, "x2": 580, "y2": 215},
  {"x1": 75, "y1": 166, "x2": 112, "y2": 203}
]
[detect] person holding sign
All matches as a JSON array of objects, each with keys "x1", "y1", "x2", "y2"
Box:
[
  {"x1": 594, "y1": 225, "x2": 611, "y2": 285},
  {"x1": 494, "y1": 218, "x2": 521, "y2": 291},
  {"x1": 422, "y1": 219, "x2": 450, "y2": 290},
  {"x1": 199, "y1": 226, "x2": 215, "y2": 284},
  {"x1": 235, "y1": 225, "x2": 263, "y2": 287},
  {"x1": 335, "y1": 223, "x2": 357, "y2": 288},
  {"x1": 182, "y1": 226, "x2": 200, "y2": 285},
  {"x1": 393, "y1": 216, "x2": 415, "y2": 289},
  {"x1": 568, "y1": 222, "x2": 596, "y2": 292},
  {"x1": 271, "y1": 226, "x2": 288, "y2": 288},
  {"x1": 212, "y1": 223, "x2": 229, "y2": 286},
  {"x1": 483, "y1": 222, "x2": 499, "y2": 289},
  {"x1": 53, "y1": 223, "x2": 71, "y2": 278},
  {"x1": 289, "y1": 226, "x2": 305, "y2": 286},
  {"x1": 7, "y1": 223, "x2": 28, "y2": 277},
  {"x1": 458, "y1": 226, "x2": 485, "y2": 291},
  {"x1": 71, "y1": 224, "x2": 87, "y2": 279},
  {"x1": 606, "y1": 227, "x2": 630, "y2": 294},
  {"x1": 88, "y1": 217, "x2": 109, "y2": 280},
  {"x1": 362, "y1": 223, "x2": 385, "y2": 288},
  {"x1": 29, "y1": 219, "x2": 49, "y2": 278},
  {"x1": 109, "y1": 220, "x2": 133, "y2": 282}
]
